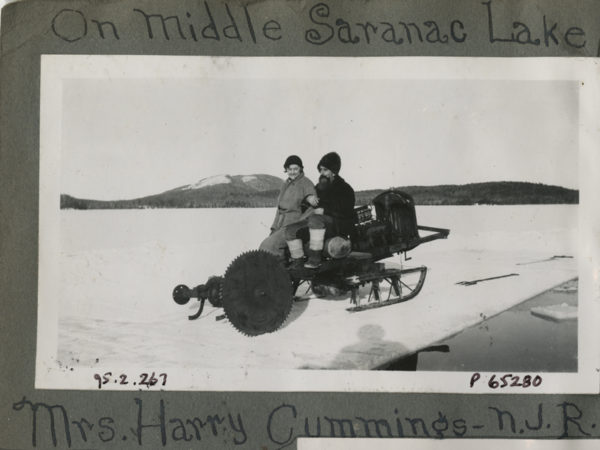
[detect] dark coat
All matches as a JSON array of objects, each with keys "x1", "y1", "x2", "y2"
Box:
[{"x1": 317, "y1": 175, "x2": 355, "y2": 236}]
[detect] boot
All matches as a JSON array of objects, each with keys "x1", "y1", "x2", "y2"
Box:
[
  {"x1": 286, "y1": 239, "x2": 305, "y2": 269},
  {"x1": 304, "y1": 228, "x2": 326, "y2": 269},
  {"x1": 304, "y1": 249, "x2": 322, "y2": 269}
]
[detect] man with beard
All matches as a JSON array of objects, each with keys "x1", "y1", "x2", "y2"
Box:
[{"x1": 284, "y1": 152, "x2": 355, "y2": 268}]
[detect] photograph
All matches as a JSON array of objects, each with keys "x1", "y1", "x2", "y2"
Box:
[{"x1": 35, "y1": 55, "x2": 599, "y2": 392}]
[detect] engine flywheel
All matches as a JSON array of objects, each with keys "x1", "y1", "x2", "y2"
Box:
[{"x1": 222, "y1": 250, "x2": 293, "y2": 336}]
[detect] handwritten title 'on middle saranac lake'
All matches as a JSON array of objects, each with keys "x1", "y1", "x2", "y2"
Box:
[{"x1": 50, "y1": 1, "x2": 596, "y2": 54}]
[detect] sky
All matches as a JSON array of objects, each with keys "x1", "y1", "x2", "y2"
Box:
[{"x1": 59, "y1": 64, "x2": 579, "y2": 200}]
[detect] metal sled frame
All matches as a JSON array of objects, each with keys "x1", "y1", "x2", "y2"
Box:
[
  {"x1": 171, "y1": 189, "x2": 450, "y2": 336},
  {"x1": 346, "y1": 266, "x2": 428, "y2": 312}
]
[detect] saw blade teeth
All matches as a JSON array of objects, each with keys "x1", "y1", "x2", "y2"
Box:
[
  {"x1": 222, "y1": 249, "x2": 293, "y2": 336},
  {"x1": 224, "y1": 250, "x2": 259, "y2": 275}
]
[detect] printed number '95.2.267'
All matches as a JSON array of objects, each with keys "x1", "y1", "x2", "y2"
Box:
[{"x1": 93, "y1": 372, "x2": 167, "y2": 389}]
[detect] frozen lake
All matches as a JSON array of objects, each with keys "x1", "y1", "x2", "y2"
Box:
[
  {"x1": 58, "y1": 205, "x2": 577, "y2": 322},
  {"x1": 387, "y1": 280, "x2": 578, "y2": 372},
  {"x1": 53, "y1": 205, "x2": 578, "y2": 373},
  {"x1": 61, "y1": 205, "x2": 578, "y2": 256}
]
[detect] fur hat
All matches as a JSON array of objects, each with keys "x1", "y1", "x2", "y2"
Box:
[
  {"x1": 318, "y1": 152, "x2": 341, "y2": 174},
  {"x1": 284, "y1": 155, "x2": 303, "y2": 169}
]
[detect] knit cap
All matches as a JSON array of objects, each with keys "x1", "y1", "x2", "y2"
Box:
[
  {"x1": 317, "y1": 152, "x2": 341, "y2": 174},
  {"x1": 284, "y1": 155, "x2": 303, "y2": 169}
]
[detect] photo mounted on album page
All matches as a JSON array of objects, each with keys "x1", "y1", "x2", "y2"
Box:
[{"x1": 36, "y1": 55, "x2": 600, "y2": 393}]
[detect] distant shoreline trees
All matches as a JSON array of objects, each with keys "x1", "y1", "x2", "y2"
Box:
[{"x1": 61, "y1": 181, "x2": 578, "y2": 210}]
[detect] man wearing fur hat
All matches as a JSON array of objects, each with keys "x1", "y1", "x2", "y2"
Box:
[{"x1": 285, "y1": 151, "x2": 355, "y2": 268}]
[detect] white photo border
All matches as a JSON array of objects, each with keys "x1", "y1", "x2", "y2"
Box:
[{"x1": 37, "y1": 55, "x2": 600, "y2": 393}]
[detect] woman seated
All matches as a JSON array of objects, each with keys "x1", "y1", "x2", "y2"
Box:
[{"x1": 259, "y1": 155, "x2": 318, "y2": 260}]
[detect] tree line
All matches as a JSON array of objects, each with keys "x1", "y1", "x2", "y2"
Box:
[{"x1": 61, "y1": 181, "x2": 578, "y2": 210}]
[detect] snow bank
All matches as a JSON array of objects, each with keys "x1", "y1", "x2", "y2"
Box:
[{"x1": 531, "y1": 303, "x2": 578, "y2": 321}]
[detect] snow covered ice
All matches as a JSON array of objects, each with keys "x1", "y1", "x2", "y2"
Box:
[{"x1": 50, "y1": 205, "x2": 578, "y2": 372}]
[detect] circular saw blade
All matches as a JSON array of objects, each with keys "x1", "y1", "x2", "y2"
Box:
[{"x1": 222, "y1": 250, "x2": 293, "y2": 336}]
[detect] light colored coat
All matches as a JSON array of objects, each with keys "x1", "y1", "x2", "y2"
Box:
[{"x1": 270, "y1": 173, "x2": 316, "y2": 231}]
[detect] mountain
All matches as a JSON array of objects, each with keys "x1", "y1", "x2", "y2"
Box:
[
  {"x1": 151, "y1": 174, "x2": 283, "y2": 208},
  {"x1": 61, "y1": 174, "x2": 283, "y2": 209},
  {"x1": 61, "y1": 176, "x2": 578, "y2": 210}
]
